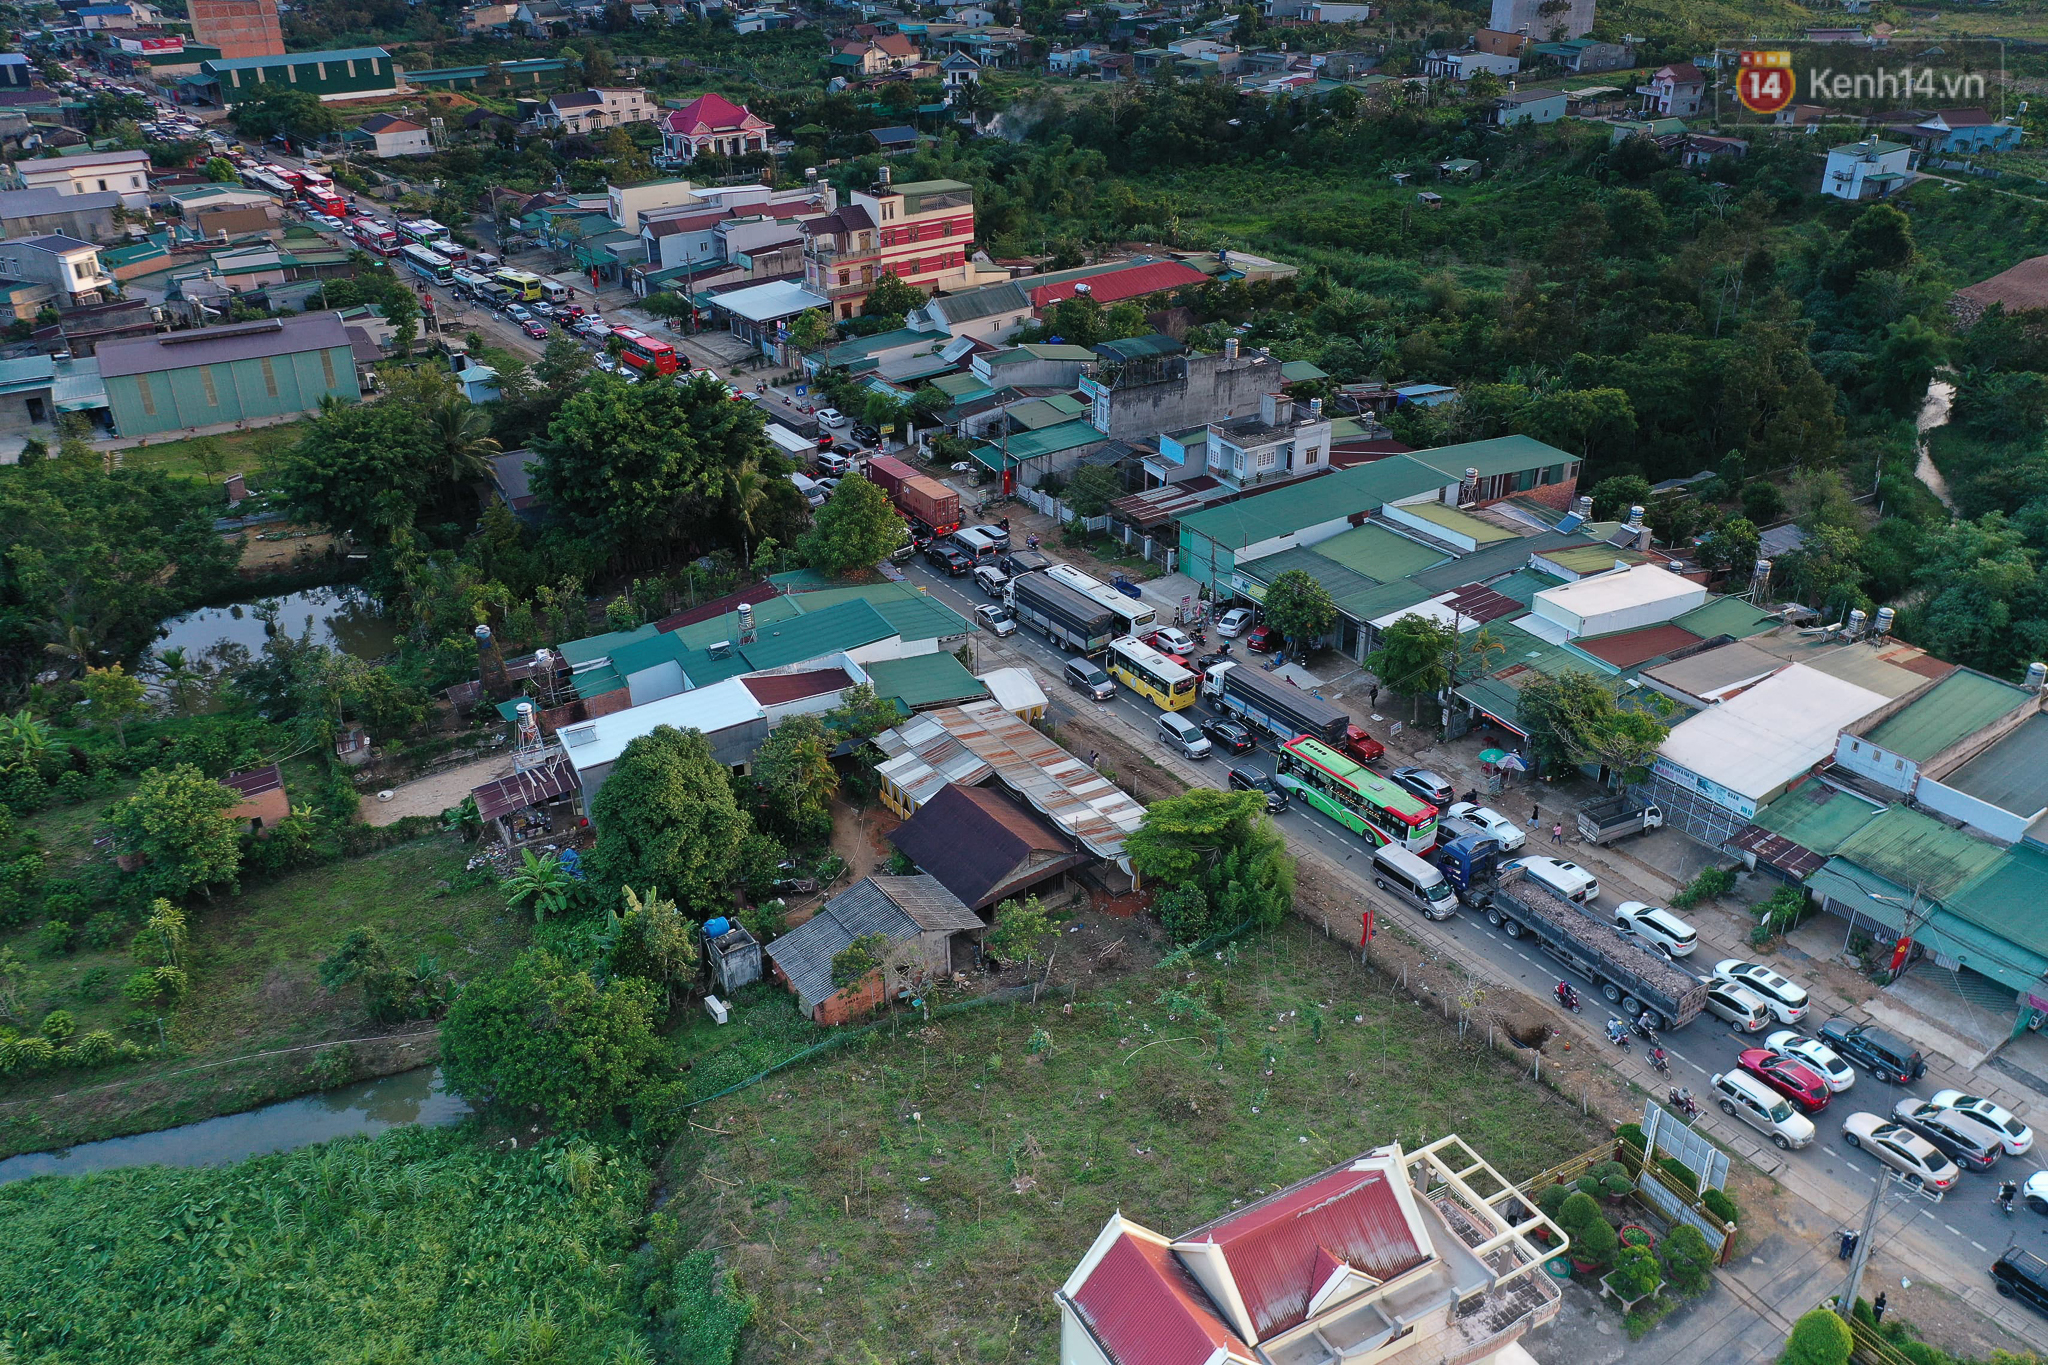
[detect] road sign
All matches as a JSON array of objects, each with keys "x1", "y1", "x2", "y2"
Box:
[
  {"x1": 1642, "y1": 1099, "x2": 1730, "y2": 1192},
  {"x1": 796, "y1": 385, "x2": 807, "y2": 396}
]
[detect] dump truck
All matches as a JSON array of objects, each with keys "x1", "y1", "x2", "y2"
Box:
[
  {"x1": 1576, "y1": 795, "x2": 1665, "y2": 846},
  {"x1": 1474, "y1": 864, "x2": 1709, "y2": 1030},
  {"x1": 1007, "y1": 572, "x2": 1116, "y2": 656},
  {"x1": 1201, "y1": 660, "x2": 1349, "y2": 746}
]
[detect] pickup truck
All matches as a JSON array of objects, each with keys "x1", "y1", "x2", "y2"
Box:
[{"x1": 1576, "y1": 796, "x2": 1664, "y2": 846}]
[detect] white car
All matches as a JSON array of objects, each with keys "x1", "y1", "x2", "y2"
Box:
[
  {"x1": 1612, "y1": 901, "x2": 1698, "y2": 957},
  {"x1": 506, "y1": 304, "x2": 533, "y2": 322},
  {"x1": 1217, "y1": 606, "x2": 1256, "y2": 638},
  {"x1": 1507, "y1": 855, "x2": 1597, "y2": 903},
  {"x1": 1764, "y1": 1030, "x2": 1855, "y2": 1092},
  {"x1": 1153, "y1": 626, "x2": 1196, "y2": 656},
  {"x1": 1712, "y1": 959, "x2": 1810, "y2": 1025},
  {"x1": 1445, "y1": 802, "x2": 1526, "y2": 853},
  {"x1": 816, "y1": 407, "x2": 849, "y2": 428},
  {"x1": 1928, "y1": 1090, "x2": 2035, "y2": 1155},
  {"x1": 592, "y1": 354, "x2": 618, "y2": 373},
  {"x1": 975, "y1": 604, "x2": 1017, "y2": 637},
  {"x1": 1841, "y1": 1112, "x2": 1960, "y2": 1191}
]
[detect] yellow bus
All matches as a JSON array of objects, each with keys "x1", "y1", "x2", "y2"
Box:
[
  {"x1": 1105, "y1": 635, "x2": 1197, "y2": 712},
  {"x1": 491, "y1": 268, "x2": 545, "y2": 302}
]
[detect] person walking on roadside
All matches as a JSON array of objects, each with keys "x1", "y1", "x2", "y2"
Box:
[
  {"x1": 1872, "y1": 1291, "x2": 1888, "y2": 1325},
  {"x1": 1551, "y1": 821, "x2": 1564, "y2": 846}
]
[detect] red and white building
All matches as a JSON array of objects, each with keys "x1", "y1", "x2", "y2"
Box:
[
  {"x1": 803, "y1": 172, "x2": 977, "y2": 319},
  {"x1": 1636, "y1": 62, "x2": 1705, "y2": 117},
  {"x1": 661, "y1": 93, "x2": 774, "y2": 163},
  {"x1": 1058, "y1": 1138, "x2": 1566, "y2": 1365}
]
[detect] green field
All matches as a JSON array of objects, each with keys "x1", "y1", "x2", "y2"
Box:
[
  {"x1": 113, "y1": 421, "x2": 308, "y2": 484},
  {"x1": 667, "y1": 919, "x2": 1608, "y2": 1364}
]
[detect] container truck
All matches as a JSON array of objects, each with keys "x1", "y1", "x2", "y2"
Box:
[
  {"x1": 1576, "y1": 796, "x2": 1665, "y2": 846},
  {"x1": 1007, "y1": 573, "x2": 1115, "y2": 656},
  {"x1": 765, "y1": 424, "x2": 816, "y2": 463},
  {"x1": 1474, "y1": 865, "x2": 1708, "y2": 1030},
  {"x1": 1201, "y1": 660, "x2": 1349, "y2": 746},
  {"x1": 865, "y1": 454, "x2": 916, "y2": 500},
  {"x1": 896, "y1": 474, "x2": 960, "y2": 536}
]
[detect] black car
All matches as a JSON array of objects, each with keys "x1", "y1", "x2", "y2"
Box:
[
  {"x1": 924, "y1": 544, "x2": 972, "y2": 576},
  {"x1": 1994, "y1": 1247, "x2": 2048, "y2": 1316},
  {"x1": 1817, "y1": 1017, "x2": 1926, "y2": 1084},
  {"x1": 851, "y1": 423, "x2": 880, "y2": 444},
  {"x1": 1228, "y1": 766, "x2": 1286, "y2": 812},
  {"x1": 1892, "y1": 1100, "x2": 2001, "y2": 1172},
  {"x1": 1199, "y1": 717, "x2": 1255, "y2": 754}
]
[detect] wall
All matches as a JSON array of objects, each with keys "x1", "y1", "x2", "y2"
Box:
[
  {"x1": 0, "y1": 203, "x2": 116, "y2": 240},
  {"x1": 106, "y1": 344, "x2": 360, "y2": 436},
  {"x1": 1915, "y1": 777, "x2": 2032, "y2": 844},
  {"x1": 1831, "y1": 733, "x2": 1916, "y2": 794},
  {"x1": 1093, "y1": 350, "x2": 1280, "y2": 441}
]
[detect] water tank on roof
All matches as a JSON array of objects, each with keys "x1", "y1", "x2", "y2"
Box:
[{"x1": 704, "y1": 916, "x2": 732, "y2": 939}]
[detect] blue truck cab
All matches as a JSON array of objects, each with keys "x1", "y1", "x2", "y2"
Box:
[{"x1": 1430, "y1": 833, "x2": 1504, "y2": 905}]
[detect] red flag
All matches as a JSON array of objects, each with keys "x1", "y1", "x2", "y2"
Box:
[
  {"x1": 1360, "y1": 908, "x2": 1375, "y2": 945},
  {"x1": 1889, "y1": 936, "x2": 1912, "y2": 975}
]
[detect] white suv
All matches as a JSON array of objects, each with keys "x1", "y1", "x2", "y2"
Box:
[
  {"x1": 1508, "y1": 856, "x2": 1598, "y2": 903},
  {"x1": 1613, "y1": 902, "x2": 1699, "y2": 958}
]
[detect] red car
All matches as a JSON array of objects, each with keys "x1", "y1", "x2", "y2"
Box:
[
  {"x1": 1246, "y1": 625, "x2": 1278, "y2": 653},
  {"x1": 1341, "y1": 724, "x2": 1385, "y2": 765},
  {"x1": 1738, "y1": 1047, "x2": 1832, "y2": 1113},
  {"x1": 521, "y1": 320, "x2": 550, "y2": 340}
]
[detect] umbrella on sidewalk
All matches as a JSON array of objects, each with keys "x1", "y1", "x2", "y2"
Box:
[
  {"x1": 1498, "y1": 752, "x2": 1528, "y2": 771},
  {"x1": 1478, "y1": 747, "x2": 1510, "y2": 765}
]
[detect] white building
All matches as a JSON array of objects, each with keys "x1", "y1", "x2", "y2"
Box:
[
  {"x1": 0, "y1": 234, "x2": 114, "y2": 309},
  {"x1": 1530, "y1": 563, "x2": 1706, "y2": 639},
  {"x1": 1822, "y1": 138, "x2": 1915, "y2": 200},
  {"x1": 1489, "y1": 0, "x2": 1591, "y2": 37},
  {"x1": 537, "y1": 87, "x2": 657, "y2": 134},
  {"x1": 345, "y1": 113, "x2": 431, "y2": 158},
  {"x1": 5, "y1": 149, "x2": 152, "y2": 210}
]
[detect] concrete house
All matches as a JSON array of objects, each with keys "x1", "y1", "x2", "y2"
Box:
[
  {"x1": 764, "y1": 875, "x2": 985, "y2": 1024},
  {"x1": 0, "y1": 235, "x2": 113, "y2": 309},
  {"x1": 537, "y1": 87, "x2": 657, "y2": 134},
  {"x1": 344, "y1": 113, "x2": 431, "y2": 157},
  {"x1": 1901, "y1": 108, "x2": 2022, "y2": 155},
  {"x1": 6, "y1": 149, "x2": 152, "y2": 210},
  {"x1": 1822, "y1": 138, "x2": 1915, "y2": 200},
  {"x1": 96, "y1": 313, "x2": 361, "y2": 437},
  {"x1": 1493, "y1": 88, "x2": 1566, "y2": 124},
  {"x1": 1636, "y1": 61, "x2": 1705, "y2": 117},
  {"x1": 660, "y1": 92, "x2": 773, "y2": 162},
  {"x1": 0, "y1": 187, "x2": 120, "y2": 241}
]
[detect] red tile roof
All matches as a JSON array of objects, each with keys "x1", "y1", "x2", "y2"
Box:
[
  {"x1": 1028, "y1": 260, "x2": 1209, "y2": 309},
  {"x1": 1072, "y1": 1232, "x2": 1249, "y2": 1365},
  {"x1": 1190, "y1": 1165, "x2": 1425, "y2": 1338},
  {"x1": 665, "y1": 92, "x2": 765, "y2": 135},
  {"x1": 1572, "y1": 622, "x2": 1701, "y2": 667},
  {"x1": 740, "y1": 667, "x2": 854, "y2": 705}
]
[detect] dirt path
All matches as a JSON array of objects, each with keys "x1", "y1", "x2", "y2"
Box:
[{"x1": 362, "y1": 753, "x2": 515, "y2": 826}]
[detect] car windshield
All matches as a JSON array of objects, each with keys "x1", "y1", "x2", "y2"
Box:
[
  {"x1": 1424, "y1": 880, "x2": 1454, "y2": 904},
  {"x1": 1769, "y1": 1099, "x2": 1794, "y2": 1122}
]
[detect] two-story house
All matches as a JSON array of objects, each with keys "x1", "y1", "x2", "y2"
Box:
[
  {"x1": 830, "y1": 33, "x2": 920, "y2": 75},
  {"x1": 804, "y1": 171, "x2": 975, "y2": 318},
  {"x1": 660, "y1": 92, "x2": 773, "y2": 162},
  {"x1": 0, "y1": 234, "x2": 114, "y2": 309},
  {"x1": 1205, "y1": 391, "x2": 1333, "y2": 490},
  {"x1": 1636, "y1": 61, "x2": 1705, "y2": 117},
  {"x1": 6, "y1": 149, "x2": 152, "y2": 210},
  {"x1": 1822, "y1": 137, "x2": 1916, "y2": 199},
  {"x1": 536, "y1": 87, "x2": 657, "y2": 134}
]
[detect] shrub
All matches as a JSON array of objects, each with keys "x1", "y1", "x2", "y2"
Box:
[
  {"x1": 79, "y1": 911, "x2": 125, "y2": 951},
  {"x1": 1154, "y1": 883, "x2": 1219, "y2": 944},
  {"x1": 1616, "y1": 1122, "x2": 1646, "y2": 1153},
  {"x1": 69, "y1": 1029, "x2": 119, "y2": 1066},
  {"x1": 1659, "y1": 1223, "x2": 1716, "y2": 1295},
  {"x1": 1779, "y1": 1308, "x2": 1853, "y2": 1365},
  {"x1": 1555, "y1": 1191, "x2": 1618, "y2": 1270},
  {"x1": 38, "y1": 1009, "x2": 75, "y2": 1043},
  {"x1": 1577, "y1": 1160, "x2": 1631, "y2": 1198},
  {"x1": 1673, "y1": 865, "x2": 1737, "y2": 908},
  {"x1": 1703, "y1": 1187, "x2": 1740, "y2": 1225},
  {"x1": 1660, "y1": 1155, "x2": 1698, "y2": 1188},
  {"x1": 54, "y1": 770, "x2": 91, "y2": 805},
  {"x1": 0, "y1": 1033, "x2": 55, "y2": 1076},
  {"x1": 1536, "y1": 1181, "x2": 1575, "y2": 1223},
  {"x1": 1609, "y1": 1244, "x2": 1662, "y2": 1300},
  {"x1": 75, "y1": 965, "x2": 113, "y2": 1001},
  {"x1": 34, "y1": 918, "x2": 73, "y2": 957},
  {"x1": 306, "y1": 1043, "x2": 353, "y2": 1089}
]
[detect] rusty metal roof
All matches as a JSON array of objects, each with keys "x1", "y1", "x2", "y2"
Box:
[
  {"x1": 872, "y1": 699, "x2": 1145, "y2": 860},
  {"x1": 471, "y1": 759, "x2": 578, "y2": 823}
]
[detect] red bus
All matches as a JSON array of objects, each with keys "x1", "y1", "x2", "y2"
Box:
[
  {"x1": 349, "y1": 218, "x2": 397, "y2": 255},
  {"x1": 612, "y1": 327, "x2": 679, "y2": 376}
]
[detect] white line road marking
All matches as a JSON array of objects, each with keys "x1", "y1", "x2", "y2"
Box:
[
  {"x1": 1842, "y1": 1158, "x2": 1861, "y2": 1172},
  {"x1": 1973, "y1": 1240, "x2": 1988, "y2": 1251},
  {"x1": 1945, "y1": 1224, "x2": 1963, "y2": 1236}
]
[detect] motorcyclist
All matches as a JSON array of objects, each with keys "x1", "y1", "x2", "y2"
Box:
[
  {"x1": 1555, "y1": 981, "x2": 1579, "y2": 1011},
  {"x1": 2000, "y1": 1179, "x2": 2019, "y2": 1211}
]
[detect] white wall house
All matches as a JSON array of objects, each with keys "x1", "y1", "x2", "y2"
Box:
[{"x1": 1822, "y1": 138, "x2": 1915, "y2": 200}]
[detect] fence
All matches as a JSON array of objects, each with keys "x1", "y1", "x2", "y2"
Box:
[
  {"x1": 1018, "y1": 486, "x2": 1110, "y2": 532},
  {"x1": 1843, "y1": 1306, "x2": 1921, "y2": 1365},
  {"x1": 1517, "y1": 1138, "x2": 1738, "y2": 1265}
]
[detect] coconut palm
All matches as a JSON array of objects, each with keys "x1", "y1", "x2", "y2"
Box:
[
  {"x1": 43, "y1": 616, "x2": 96, "y2": 678},
  {"x1": 427, "y1": 398, "x2": 501, "y2": 488}
]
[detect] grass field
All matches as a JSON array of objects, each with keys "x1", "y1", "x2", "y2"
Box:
[
  {"x1": 667, "y1": 919, "x2": 1609, "y2": 1364},
  {"x1": 0, "y1": 834, "x2": 528, "y2": 1159},
  {"x1": 114, "y1": 421, "x2": 307, "y2": 484}
]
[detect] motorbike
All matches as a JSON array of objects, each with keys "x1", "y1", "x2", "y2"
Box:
[
  {"x1": 1648, "y1": 1047, "x2": 1671, "y2": 1077},
  {"x1": 1605, "y1": 1018, "x2": 1631, "y2": 1050},
  {"x1": 1554, "y1": 983, "x2": 1581, "y2": 1014},
  {"x1": 1999, "y1": 1183, "x2": 2018, "y2": 1217},
  {"x1": 1631, "y1": 1017, "x2": 1661, "y2": 1047},
  {"x1": 1668, "y1": 1087, "x2": 1702, "y2": 1120}
]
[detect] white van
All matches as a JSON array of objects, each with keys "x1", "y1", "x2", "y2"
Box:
[
  {"x1": 539, "y1": 279, "x2": 572, "y2": 304},
  {"x1": 1372, "y1": 845, "x2": 1458, "y2": 921},
  {"x1": 1509, "y1": 856, "x2": 1598, "y2": 903},
  {"x1": 469, "y1": 251, "x2": 501, "y2": 271},
  {"x1": 952, "y1": 526, "x2": 1003, "y2": 561},
  {"x1": 1710, "y1": 1069, "x2": 1815, "y2": 1150},
  {"x1": 1157, "y1": 711, "x2": 1211, "y2": 760}
]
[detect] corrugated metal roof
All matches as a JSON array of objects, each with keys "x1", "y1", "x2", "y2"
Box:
[
  {"x1": 1668, "y1": 596, "x2": 1776, "y2": 641},
  {"x1": 471, "y1": 759, "x2": 579, "y2": 823},
  {"x1": 559, "y1": 622, "x2": 660, "y2": 667},
  {"x1": 1941, "y1": 712, "x2": 2048, "y2": 816},
  {"x1": 1573, "y1": 623, "x2": 1702, "y2": 668},
  {"x1": 1399, "y1": 500, "x2": 1519, "y2": 544},
  {"x1": 1184, "y1": 1162, "x2": 1425, "y2": 1338},
  {"x1": 1863, "y1": 668, "x2": 2032, "y2": 763},
  {"x1": 1178, "y1": 457, "x2": 1446, "y2": 552},
  {"x1": 1834, "y1": 805, "x2": 2005, "y2": 902},
  {"x1": 1810, "y1": 859, "x2": 2048, "y2": 995},
  {"x1": 739, "y1": 598, "x2": 895, "y2": 670},
  {"x1": 863, "y1": 652, "x2": 988, "y2": 709},
  {"x1": 873, "y1": 700, "x2": 1145, "y2": 859},
  {"x1": 97, "y1": 313, "x2": 351, "y2": 379},
  {"x1": 741, "y1": 667, "x2": 852, "y2": 705},
  {"x1": 1307, "y1": 522, "x2": 1449, "y2": 583},
  {"x1": 763, "y1": 877, "x2": 922, "y2": 1013},
  {"x1": 1748, "y1": 781, "x2": 1885, "y2": 856},
  {"x1": 1407, "y1": 434, "x2": 1574, "y2": 482},
  {"x1": 1071, "y1": 1231, "x2": 1250, "y2": 1365},
  {"x1": 970, "y1": 418, "x2": 1106, "y2": 470},
  {"x1": 1947, "y1": 843, "x2": 2048, "y2": 959},
  {"x1": 1408, "y1": 530, "x2": 1588, "y2": 595}
]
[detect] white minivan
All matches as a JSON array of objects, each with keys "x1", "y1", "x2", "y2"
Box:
[
  {"x1": 1710, "y1": 1068, "x2": 1815, "y2": 1150},
  {"x1": 1372, "y1": 845, "x2": 1458, "y2": 921},
  {"x1": 1509, "y1": 856, "x2": 1599, "y2": 903},
  {"x1": 1157, "y1": 711, "x2": 1211, "y2": 760}
]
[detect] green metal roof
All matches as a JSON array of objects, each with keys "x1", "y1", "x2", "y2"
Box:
[
  {"x1": 1808, "y1": 859, "x2": 2048, "y2": 994},
  {"x1": 1004, "y1": 398, "x2": 1073, "y2": 431},
  {"x1": 1947, "y1": 843, "x2": 2048, "y2": 960},
  {"x1": 558, "y1": 622, "x2": 659, "y2": 667},
  {"x1": 1236, "y1": 545, "x2": 1383, "y2": 618},
  {"x1": 1749, "y1": 782, "x2": 1886, "y2": 856},
  {"x1": 929, "y1": 371, "x2": 992, "y2": 399},
  {"x1": 1863, "y1": 668, "x2": 2032, "y2": 763},
  {"x1": 1942, "y1": 712, "x2": 2048, "y2": 815},
  {"x1": 573, "y1": 663, "x2": 625, "y2": 700},
  {"x1": 1019, "y1": 343, "x2": 1097, "y2": 362},
  {"x1": 1833, "y1": 805, "x2": 2006, "y2": 902},
  {"x1": 785, "y1": 582, "x2": 969, "y2": 642},
  {"x1": 1408, "y1": 434, "x2": 1575, "y2": 482},
  {"x1": 1544, "y1": 544, "x2": 1653, "y2": 574},
  {"x1": 1409, "y1": 530, "x2": 1588, "y2": 595},
  {"x1": 1399, "y1": 501, "x2": 1518, "y2": 544},
  {"x1": 607, "y1": 630, "x2": 691, "y2": 678},
  {"x1": 1303, "y1": 522, "x2": 1447, "y2": 584},
  {"x1": 668, "y1": 595, "x2": 806, "y2": 651},
  {"x1": 969, "y1": 419, "x2": 1104, "y2": 471},
  {"x1": 1336, "y1": 579, "x2": 1436, "y2": 625},
  {"x1": 1671, "y1": 596, "x2": 1779, "y2": 641},
  {"x1": 738, "y1": 598, "x2": 894, "y2": 670},
  {"x1": 1457, "y1": 619, "x2": 1621, "y2": 733},
  {"x1": 1280, "y1": 359, "x2": 1329, "y2": 382},
  {"x1": 862, "y1": 652, "x2": 988, "y2": 710},
  {"x1": 822, "y1": 327, "x2": 933, "y2": 366},
  {"x1": 1486, "y1": 568, "x2": 1567, "y2": 607},
  {"x1": 1179, "y1": 457, "x2": 1447, "y2": 552},
  {"x1": 1094, "y1": 333, "x2": 1184, "y2": 362}
]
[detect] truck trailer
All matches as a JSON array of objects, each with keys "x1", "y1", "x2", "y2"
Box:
[
  {"x1": 1475, "y1": 866, "x2": 1708, "y2": 1030},
  {"x1": 1202, "y1": 660, "x2": 1349, "y2": 746},
  {"x1": 1007, "y1": 573, "x2": 1115, "y2": 656}
]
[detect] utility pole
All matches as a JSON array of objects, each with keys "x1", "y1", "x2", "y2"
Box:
[{"x1": 1839, "y1": 1168, "x2": 1919, "y2": 1326}]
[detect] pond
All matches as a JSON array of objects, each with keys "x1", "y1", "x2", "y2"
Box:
[
  {"x1": 0, "y1": 1066, "x2": 469, "y2": 1185},
  {"x1": 155, "y1": 585, "x2": 399, "y2": 662}
]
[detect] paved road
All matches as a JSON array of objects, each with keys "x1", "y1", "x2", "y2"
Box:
[{"x1": 896, "y1": 548, "x2": 2048, "y2": 1347}]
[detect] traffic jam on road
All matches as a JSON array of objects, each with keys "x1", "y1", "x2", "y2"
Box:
[{"x1": 854, "y1": 464, "x2": 2048, "y2": 1261}]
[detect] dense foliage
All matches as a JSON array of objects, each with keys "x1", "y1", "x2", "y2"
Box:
[
  {"x1": 1126, "y1": 788, "x2": 1292, "y2": 939},
  {"x1": 0, "y1": 1124, "x2": 751, "y2": 1363},
  {"x1": 587, "y1": 725, "x2": 750, "y2": 917}
]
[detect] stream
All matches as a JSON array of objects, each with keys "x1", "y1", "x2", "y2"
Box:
[
  {"x1": 1913, "y1": 378, "x2": 1957, "y2": 510},
  {"x1": 0, "y1": 1066, "x2": 468, "y2": 1185}
]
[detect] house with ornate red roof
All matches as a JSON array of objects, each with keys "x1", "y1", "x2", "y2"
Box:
[
  {"x1": 1058, "y1": 1139, "x2": 1565, "y2": 1365},
  {"x1": 661, "y1": 92, "x2": 774, "y2": 162}
]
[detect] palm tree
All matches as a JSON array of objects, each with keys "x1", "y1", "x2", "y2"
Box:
[
  {"x1": 427, "y1": 398, "x2": 501, "y2": 488},
  {"x1": 727, "y1": 459, "x2": 770, "y2": 572},
  {"x1": 154, "y1": 646, "x2": 201, "y2": 715},
  {"x1": 43, "y1": 616, "x2": 97, "y2": 678}
]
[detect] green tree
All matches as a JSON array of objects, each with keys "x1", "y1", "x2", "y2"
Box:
[
  {"x1": 1260, "y1": 569, "x2": 1338, "y2": 651},
  {"x1": 831, "y1": 931, "x2": 891, "y2": 990},
  {"x1": 1127, "y1": 788, "x2": 1292, "y2": 934},
  {"x1": 425, "y1": 395, "x2": 502, "y2": 488},
  {"x1": 203, "y1": 156, "x2": 239, "y2": 182},
  {"x1": 1778, "y1": 524, "x2": 1864, "y2": 616},
  {"x1": 1698, "y1": 515, "x2": 1762, "y2": 575},
  {"x1": 787, "y1": 307, "x2": 834, "y2": 352},
  {"x1": 79, "y1": 662, "x2": 147, "y2": 747},
  {"x1": 1779, "y1": 1309, "x2": 1853, "y2": 1365},
  {"x1": 751, "y1": 713, "x2": 838, "y2": 843},
  {"x1": 1588, "y1": 475, "x2": 1652, "y2": 522},
  {"x1": 502, "y1": 848, "x2": 575, "y2": 922},
  {"x1": 1065, "y1": 463, "x2": 1122, "y2": 517},
  {"x1": 1554, "y1": 1190, "x2": 1617, "y2": 1269},
  {"x1": 1366, "y1": 613, "x2": 1457, "y2": 720},
  {"x1": 1604, "y1": 189, "x2": 1668, "y2": 256},
  {"x1": 985, "y1": 895, "x2": 1053, "y2": 969},
  {"x1": 827, "y1": 681, "x2": 903, "y2": 739},
  {"x1": 608, "y1": 885, "x2": 700, "y2": 1013},
  {"x1": 1522, "y1": 388, "x2": 1637, "y2": 461},
  {"x1": 133, "y1": 898, "x2": 187, "y2": 970},
  {"x1": 440, "y1": 948, "x2": 664, "y2": 1129},
  {"x1": 229, "y1": 89, "x2": 338, "y2": 144},
  {"x1": 270, "y1": 394, "x2": 446, "y2": 545},
  {"x1": 1657, "y1": 1223, "x2": 1716, "y2": 1295},
  {"x1": 1825, "y1": 203, "x2": 1915, "y2": 294},
  {"x1": 587, "y1": 725, "x2": 748, "y2": 916},
  {"x1": 862, "y1": 272, "x2": 924, "y2": 318},
  {"x1": 1516, "y1": 668, "x2": 1670, "y2": 781},
  {"x1": 104, "y1": 765, "x2": 242, "y2": 900},
  {"x1": 535, "y1": 336, "x2": 592, "y2": 392},
  {"x1": 801, "y1": 471, "x2": 908, "y2": 576}
]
